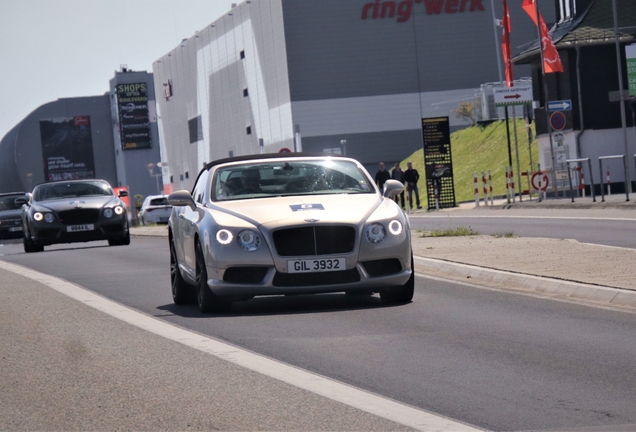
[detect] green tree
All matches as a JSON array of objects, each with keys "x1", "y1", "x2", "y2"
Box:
[{"x1": 452, "y1": 102, "x2": 475, "y2": 126}]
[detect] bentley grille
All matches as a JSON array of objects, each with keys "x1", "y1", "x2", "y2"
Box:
[
  {"x1": 273, "y1": 226, "x2": 355, "y2": 257},
  {"x1": 58, "y1": 209, "x2": 101, "y2": 225}
]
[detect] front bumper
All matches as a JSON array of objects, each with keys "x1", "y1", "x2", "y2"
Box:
[
  {"x1": 28, "y1": 220, "x2": 128, "y2": 245},
  {"x1": 206, "y1": 258, "x2": 412, "y2": 297}
]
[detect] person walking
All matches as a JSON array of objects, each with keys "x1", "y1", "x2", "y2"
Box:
[
  {"x1": 375, "y1": 162, "x2": 391, "y2": 191},
  {"x1": 391, "y1": 162, "x2": 406, "y2": 209},
  {"x1": 404, "y1": 161, "x2": 422, "y2": 210}
]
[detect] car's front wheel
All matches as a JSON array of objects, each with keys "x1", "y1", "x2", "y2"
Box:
[
  {"x1": 195, "y1": 240, "x2": 232, "y2": 313},
  {"x1": 170, "y1": 240, "x2": 190, "y2": 305},
  {"x1": 108, "y1": 227, "x2": 130, "y2": 246},
  {"x1": 380, "y1": 253, "x2": 414, "y2": 303},
  {"x1": 23, "y1": 230, "x2": 43, "y2": 253}
]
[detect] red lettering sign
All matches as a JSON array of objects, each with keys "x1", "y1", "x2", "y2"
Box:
[{"x1": 361, "y1": 0, "x2": 484, "y2": 22}]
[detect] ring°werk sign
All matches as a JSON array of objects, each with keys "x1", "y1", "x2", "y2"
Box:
[{"x1": 493, "y1": 85, "x2": 533, "y2": 107}]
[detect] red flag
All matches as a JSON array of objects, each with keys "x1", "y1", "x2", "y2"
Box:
[
  {"x1": 501, "y1": 0, "x2": 513, "y2": 87},
  {"x1": 521, "y1": 0, "x2": 564, "y2": 73}
]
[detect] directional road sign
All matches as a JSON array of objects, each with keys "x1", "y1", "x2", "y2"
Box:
[
  {"x1": 493, "y1": 85, "x2": 533, "y2": 106},
  {"x1": 548, "y1": 100, "x2": 572, "y2": 111}
]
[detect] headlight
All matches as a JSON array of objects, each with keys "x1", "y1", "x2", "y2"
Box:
[
  {"x1": 388, "y1": 220, "x2": 403, "y2": 235},
  {"x1": 44, "y1": 213, "x2": 55, "y2": 223},
  {"x1": 114, "y1": 206, "x2": 124, "y2": 215},
  {"x1": 237, "y1": 230, "x2": 261, "y2": 251},
  {"x1": 216, "y1": 229, "x2": 233, "y2": 245},
  {"x1": 103, "y1": 208, "x2": 114, "y2": 218},
  {"x1": 34, "y1": 212, "x2": 43, "y2": 221},
  {"x1": 365, "y1": 223, "x2": 386, "y2": 244}
]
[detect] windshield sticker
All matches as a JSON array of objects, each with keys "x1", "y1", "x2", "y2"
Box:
[{"x1": 290, "y1": 204, "x2": 325, "y2": 212}]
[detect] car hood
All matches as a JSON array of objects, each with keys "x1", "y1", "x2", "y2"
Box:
[
  {"x1": 0, "y1": 209, "x2": 22, "y2": 220},
  {"x1": 211, "y1": 194, "x2": 392, "y2": 229},
  {"x1": 33, "y1": 196, "x2": 122, "y2": 212}
]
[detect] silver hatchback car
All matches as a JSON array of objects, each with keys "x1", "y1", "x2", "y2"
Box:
[{"x1": 168, "y1": 153, "x2": 413, "y2": 313}]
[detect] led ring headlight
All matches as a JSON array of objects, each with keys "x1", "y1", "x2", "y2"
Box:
[
  {"x1": 44, "y1": 213, "x2": 55, "y2": 223},
  {"x1": 388, "y1": 220, "x2": 403, "y2": 235},
  {"x1": 114, "y1": 205, "x2": 124, "y2": 215},
  {"x1": 103, "y1": 208, "x2": 114, "y2": 218},
  {"x1": 33, "y1": 212, "x2": 43, "y2": 221},
  {"x1": 216, "y1": 229, "x2": 233, "y2": 245}
]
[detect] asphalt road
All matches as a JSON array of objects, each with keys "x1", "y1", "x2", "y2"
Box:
[
  {"x1": 409, "y1": 211, "x2": 636, "y2": 248},
  {"x1": 2, "y1": 237, "x2": 636, "y2": 431}
]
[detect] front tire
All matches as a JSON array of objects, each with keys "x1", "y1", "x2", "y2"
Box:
[
  {"x1": 23, "y1": 231, "x2": 43, "y2": 253},
  {"x1": 170, "y1": 240, "x2": 190, "y2": 305},
  {"x1": 108, "y1": 226, "x2": 130, "y2": 246},
  {"x1": 195, "y1": 240, "x2": 232, "y2": 313},
  {"x1": 380, "y1": 253, "x2": 414, "y2": 303}
]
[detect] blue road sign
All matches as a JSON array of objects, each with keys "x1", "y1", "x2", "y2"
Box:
[{"x1": 548, "y1": 100, "x2": 572, "y2": 111}]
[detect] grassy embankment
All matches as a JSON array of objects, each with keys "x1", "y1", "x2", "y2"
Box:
[{"x1": 401, "y1": 119, "x2": 538, "y2": 205}]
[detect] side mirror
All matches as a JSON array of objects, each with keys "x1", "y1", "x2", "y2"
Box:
[
  {"x1": 167, "y1": 190, "x2": 196, "y2": 211},
  {"x1": 118, "y1": 190, "x2": 129, "y2": 198},
  {"x1": 383, "y1": 179, "x2": 405, "y2": 198}
]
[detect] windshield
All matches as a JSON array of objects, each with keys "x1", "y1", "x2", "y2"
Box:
[
  {"x1": 33, "y1": 181, "x2": 114, "y2": 202},
  {"x1": 0, "y1": 195, "x2": 24, "y2": 211},
  {"x1": 212, "y1": 159, "x2": 374, "y2": 201}
]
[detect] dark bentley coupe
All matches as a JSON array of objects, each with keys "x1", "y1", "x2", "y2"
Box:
[
  {"x1": 0, "y1": 192, "x2": 26, "y2": 239},
  {"x1": 20, "y1": 179, "x2": 130, "y2": 253}
]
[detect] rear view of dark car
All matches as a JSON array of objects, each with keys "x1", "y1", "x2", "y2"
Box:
[
  {"x1": 0, "y1": 192, "x2": 26, "y2": 239},
  {"x1": 21, "y1": 179, "x2": 130, "y2": 253}
]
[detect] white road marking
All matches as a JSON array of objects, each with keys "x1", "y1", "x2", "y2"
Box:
[{"x1": 0, "y1": 259, "x2": 483, "y2": 432}]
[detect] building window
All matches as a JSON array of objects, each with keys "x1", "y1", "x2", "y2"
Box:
[
  {"x1": 185, "y1": 171, "x2": 189, "y2": 179},
  {"x1": 170, "y1": 176, "x2": 173, "y2": 183},
  {"x1": 188, "y1": 116, "x2": 203, "y2": 144},
  {"x1": 229, "y1": 151, "x2": 234, "y2": 157},
  {"x1": 240, "y1": 50, "x2": 245, "y2": 59},
  {"x1": 243, "y1": 88, "x2": 249, "y2": 97},
  {"x1": 246, "y1": 126, "x2": 252, "y2": 135}
]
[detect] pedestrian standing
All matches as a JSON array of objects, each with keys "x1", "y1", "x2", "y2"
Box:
[
  {"x1": 391, "y1": 162, "x2": 406, "y2": 209},
  {"x1": 375, "y1": 162, "x2": 391, "y2": 191},
  {"x1": 404, "y1": 161, "x2": 422, "y2": 210}
]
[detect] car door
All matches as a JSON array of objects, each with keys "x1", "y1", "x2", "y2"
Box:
[{"x1": 179, "y1": 170, "x2": 210, "y2": 278}]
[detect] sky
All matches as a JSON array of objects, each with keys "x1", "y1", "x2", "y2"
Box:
[{"x1": 0, "y1": 0, "x2": 235, "y2": 141}]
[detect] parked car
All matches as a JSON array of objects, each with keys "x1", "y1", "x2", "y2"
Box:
[
  {"x1": 0, "y1": 192, "x2": 26, "y2": 239},
  {"x1": 138, "y1": 195, "x2": 172, "y2": 225},
  {"x1": 168, "y1": 153, "x2": 413, "y2": 313},
  {"x1": 20, "y1": 179, "x2": 130, "y2": 253}
]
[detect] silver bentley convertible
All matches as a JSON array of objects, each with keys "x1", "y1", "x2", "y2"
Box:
[{"x1": 168, "y1": 153, "x2": 413, "y2": 313}]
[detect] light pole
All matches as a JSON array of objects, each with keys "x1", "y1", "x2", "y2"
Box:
[
  {"x1": 147, "y1": 163, "x2": 163, "y2": 195},
  {"x1": 340, "y1": 139, "x2": 347, "y2": 156}
]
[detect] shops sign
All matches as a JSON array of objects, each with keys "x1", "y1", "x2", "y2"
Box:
[{"x1": 361, "y1": 0, "x2": 485, "y2": 23}]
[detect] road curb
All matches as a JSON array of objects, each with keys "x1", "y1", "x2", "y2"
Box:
[{"x1": 414, "y1": 256, "x2": 636, "y2": 311}]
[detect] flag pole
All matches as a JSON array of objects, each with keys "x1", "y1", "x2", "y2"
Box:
[{"x1": 534, "y1": 0, "x2": 558, "y2": 197}]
